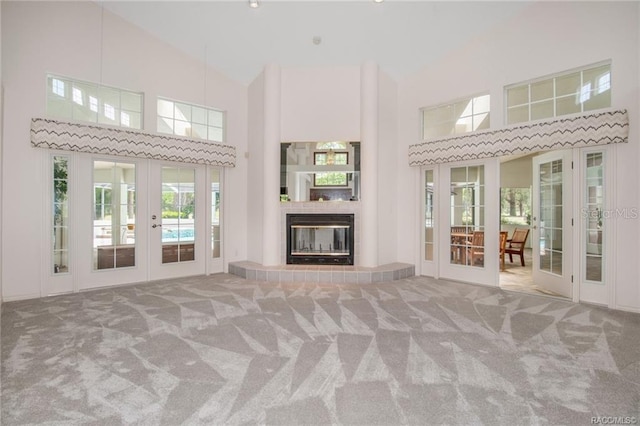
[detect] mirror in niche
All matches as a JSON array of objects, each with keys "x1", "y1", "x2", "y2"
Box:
[{"x1": 281, "y1": 141, "x2": 360, "y2": 202}]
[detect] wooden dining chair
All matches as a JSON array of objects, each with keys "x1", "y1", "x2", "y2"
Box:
[
  {"x1": 499, "y1": 231, "x2": 508, "y2": 271},
  {"x1": 505, "y1": 228, "x2": 530, "y2": 266},
  {"x1": 450, "y1": 226, "x2": 468, "y2": 263},
  {"x1": 466, "y1": 231, "x2": 484, "y2": 266}
]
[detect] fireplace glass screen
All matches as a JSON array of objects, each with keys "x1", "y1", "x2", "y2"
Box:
[
  {"x1": 286, "y1": 214, "x2": 354, "y2": 265},
  {"x1": 291, "y1": 226, "x2": 350, "y2": 256}
]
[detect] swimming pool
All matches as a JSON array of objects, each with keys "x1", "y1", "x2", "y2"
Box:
[{"x1": 162, "y1": 227, "x2": 195, "y2": 243}]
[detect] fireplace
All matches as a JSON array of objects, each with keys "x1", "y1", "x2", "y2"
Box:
[{"x1": 286, "y1": 214, "x2": 354, "y2": 265}]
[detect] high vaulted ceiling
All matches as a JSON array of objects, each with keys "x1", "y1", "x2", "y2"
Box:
[{"x1": 100, "y1": 0, "x2": 533, "y2": 85}]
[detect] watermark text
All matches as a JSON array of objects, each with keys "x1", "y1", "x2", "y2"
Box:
[
  {"x1": 591, "y1": 416, "x2": 637, "y2": 425},
  {"x1": 581, "y1": 208, "x2": 639, "y2": 220}
]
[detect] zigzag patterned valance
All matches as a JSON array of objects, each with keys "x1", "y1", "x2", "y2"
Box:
[
  {"x1": 408, "y1": 109, "x2": 628, "y2": 166},
  {"x1": 31, "y1": 118, "x2": 236, "y2": 167}
]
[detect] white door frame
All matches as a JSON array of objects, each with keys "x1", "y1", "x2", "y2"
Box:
[
  {"x1": 42, "y1": 150, "x2": 79, "y2": 296},
  {"x1": 437, "y1": 157, "x2": 500, "y2": 287},
  {"x1": 531, "y1": 149, "x2": 577, "y2": 300},
  {"x1": 148, "y1": 161, "x2": 207, "y2": 281},
  {"x1": 578, "y1": 145, "x2": 615, "y2": 307},
  {"x1": 206, "y1": 166, "x2": 224, "y2": 275},
  {"x1": 420, "y1": 166, "x2": 439, "y2": 278},
  {"x1": 76, "y1": 154, "x2": 150, "y2": 291}
]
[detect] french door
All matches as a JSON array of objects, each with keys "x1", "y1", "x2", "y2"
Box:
[
  {"x1": 436, "y1": 158, "x2": 500, "y2": 286},
  {"x1": 532, "y1": 150, "x2": 573, "y2": 298},
  {"x1": 148, "y1": 163, "x2": 206, "y2": 281},
  {"x1": 71, "y1": 155, "x2": 220, "y2": 292}
]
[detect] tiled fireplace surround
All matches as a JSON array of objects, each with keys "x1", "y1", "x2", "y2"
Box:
[{"x1": 229, "y1": 201, "x2": 415, "y2": 284}]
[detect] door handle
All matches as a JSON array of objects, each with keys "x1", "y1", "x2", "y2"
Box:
[{"x1": 152, "y1": 224, "x2": 162, "y2": 229}]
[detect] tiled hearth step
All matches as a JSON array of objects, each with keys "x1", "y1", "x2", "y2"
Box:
[{"x1": 229, "y1": 261, "x2": 415, "y2": 284}]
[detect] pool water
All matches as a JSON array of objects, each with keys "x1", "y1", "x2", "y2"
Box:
[{"x1": 162, "y1": 227, "x2": 195, "y2": 242}]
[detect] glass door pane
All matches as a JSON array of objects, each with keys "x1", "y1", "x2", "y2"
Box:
[
  {"x1": 532, "y1": 150, "x2": 573, "y2": 298},
  {"x1": 439, "y1": 159, "x2": 499, "y2": 286},
  {"x1": 584, "y1": 152, "x2": 604, "y2": 282},
  {"x1": 53, "y1": 156, "x2": 70, "y2": 274},
  {"x1": 450, "y1": 165, "x2": 484, "y2": 267},
  {"x1": 211, "y1": 169, "x2": 221, "y2": 259},
  {"x1": 538, "y1": 160, "x2": 563, "y2": 275},
  {"x1": 424, "y1": 170, "x2": 434, "y2": 261},
  {"x1": 93, "y1": 161, "x2": 136, "y2": 270},
  {"x1": 161, "y1": 166, "x2": 196, "y2": 264}
]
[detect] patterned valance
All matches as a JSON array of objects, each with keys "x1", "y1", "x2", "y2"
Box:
[
  {"x1": 31, "y1": 118, "x2": 236, "y2": 167},
  {"x1": 408, "y1": 109, "x2": 628, "y2": 166}
]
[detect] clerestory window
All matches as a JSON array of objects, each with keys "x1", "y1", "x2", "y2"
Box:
[
  {"x1": 157, "y1": 98, "x2": 225, "y2": 142},
  {"x1": 421, "y1": 94, "x2": 490, "y2": 140},
  {"x1": 505, "y1": 62, "x2": 611, "y2": 125},
  {"x1": 46, "y1": 74, "x2": 143, "y2": 129}
]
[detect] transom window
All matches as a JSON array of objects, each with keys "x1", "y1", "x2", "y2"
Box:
[
  {"x1": 157, "y1": 98, "x2": 225, "y2": 142},
  {"x1": 315, "y1": 152, "x2": 348, "y2": 167},
  {"x1": 316, "y1": 141, "x2": 347, "y2": 150},
  {"x1": 505, "y1": 62, "x2": 611, "y2": 125},
  {"x1": 314, "y1": 142, "x2": 349, "y2": 186},
  {"x1": 422, "y1": 94, "x2": 490, "y2": 140},
  {"x1": 46, "y1": 75, "x2": 143, "y2": 129}
]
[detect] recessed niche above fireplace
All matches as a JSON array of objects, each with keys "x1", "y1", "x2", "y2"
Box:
[
  {"x1": 281, "y1": 141, "x2": 360, "y2": 202},
  {"x1": 286, "y1": 213, "x2": 355, "y2": 265}
]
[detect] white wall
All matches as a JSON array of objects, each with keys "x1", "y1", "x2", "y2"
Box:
[
  {"x1": 377, "y1": 69, "x2": 398, "y2": 265},
  {"x1": 247, "y1": 71, "x2": 265, "y2": 264},
  {"x1": 251, "y1": 64, "x2": 397, "y2": 268},
  {"x1": 247, "y1": 65, "x2": 364, "y2": 265},
  {"x1": 261, "y1": 64, "x2": 282, "y2": 266},
  {"x1": 0, "y1": 1, "x2": 3, "y2": 306},
  {"x1": 281, "y1": 66, "x2": 360, "y2": 142},
  {"x1": 397, "y1": 1, "x2": 640, "y2": 311},
  {"x1": 500, "y1": 155, "x2": 533, "y2": 188},
  {"x1": 1, "y1": 1, "x2": 248, "y2": 300}
]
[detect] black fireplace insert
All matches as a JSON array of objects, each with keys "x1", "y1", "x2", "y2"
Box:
[{"x1": 286, "y1": 214, "x2": 354, "y2": 265}]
